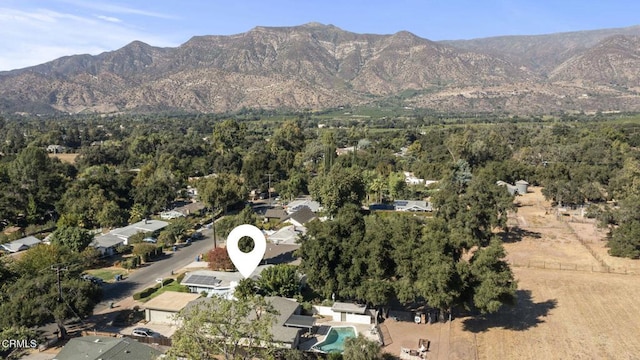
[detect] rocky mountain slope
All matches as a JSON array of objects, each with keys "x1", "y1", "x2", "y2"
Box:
[{"x1": 1, "y1": 23, "x2": 639, "y2": 115}]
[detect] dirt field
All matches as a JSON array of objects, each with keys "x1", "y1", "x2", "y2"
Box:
[
  {"x1": 384, "y1": 187, "x2": 640, "y2": 360},
  {"x1": 48, "y1": 153, "x2": 79, "y2": 164}
]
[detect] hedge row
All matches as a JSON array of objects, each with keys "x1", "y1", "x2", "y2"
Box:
[{"x1": 132, "y1": 278, "x2": 175, "y2": 300}]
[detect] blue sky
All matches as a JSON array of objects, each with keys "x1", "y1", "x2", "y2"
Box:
[{"x1": 1, "y1": 0, "x2": 639, "y2": 71}]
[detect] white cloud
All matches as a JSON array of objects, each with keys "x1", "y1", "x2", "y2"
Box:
[
  {"x1": 0, "y1": 7, "x2": 178, "y2": 71},
  {"x1": 59, "y1": 0, "x2": 179, "y2": 19},
  {"x1": 97, "y1": 15, "x2": 122, "y2": 23}
]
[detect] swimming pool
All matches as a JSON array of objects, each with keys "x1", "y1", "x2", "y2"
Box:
[{"x1": 312, "y1": 326, "x2": 357, "y2": 353}]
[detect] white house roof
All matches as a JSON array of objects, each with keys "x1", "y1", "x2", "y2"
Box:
[
  {"x1": 110, "y1": 219, "x2": 169, "y2": 239},
  {"x1": 181, "y1": 266, "x2": 272, "y2": 289},
  {"x1": 393, "y1": 200, "x2": 433, "y2": 212},
  {"x1": 160, "y1": 210, "x2": 185, "y2": 220},
  {"x1": 286, "y1": 199, "x2": 321, "y2": 214},
  {"x1": 90, "y1": 234, "x2": 125, "y2": 249},
  {"x1": 268, "y1": 226, "x2": 303, "y2": 245},
  {"x1": 1, "y1": 236, "x2": 41, "y2": 253},
  {"x1": 331, "y1": 302, "x2": 368, "y2": 314}
]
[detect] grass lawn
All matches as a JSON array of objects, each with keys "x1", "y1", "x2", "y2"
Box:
[
  {"x1": 140, "y1": 281, "x2": 190, "y2": 302},
  {"x1": 86, "y1": 268, "x2": 128, "y2": 282}
]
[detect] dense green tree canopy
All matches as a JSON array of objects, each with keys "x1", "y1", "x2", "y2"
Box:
[
  {"x1": 169, "y1": 296, "x2": 277, "y2": 360},
  {"x1": 309, "y1": 166, "x2": 366, "y2": 216},
  {"x1": 257, "y1": 264, "x2": 300, "y2": 298},
  {"x1": 198, "y1": 173, "x2": 245, "y2": 214},
  {"x1": 0, "y1": 244, "x2": 101, "y2": 340},
  {"x1": 49, "y1": 226, "x2": 94, "y2": 253}
]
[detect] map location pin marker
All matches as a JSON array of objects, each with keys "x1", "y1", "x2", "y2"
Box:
[{"x1": 226, "y1": 224, "x2": 267, "y2": 278}]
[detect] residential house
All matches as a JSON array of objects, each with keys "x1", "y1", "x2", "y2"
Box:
[
  {"x1": 393, "y1": 200, "x2": 433, "y2": 212},
  {"x1": 175, "y1": 201, "x2": 205, "y2": 216},
  {"x1": 180, "y1": 266, "x2": 271, "y2": 298},
  {"x1": 497, "y1": 181, "x2": 518, "y2": 196},
  {"x1": 266, "y1": 296, "x2": 315, "y2": 349},
  {"x1": 264, "y1": 244, "x2": 301, "y2": 265},
  {"x1": 182, "y1": 296, "x2": 315, "y2": 349},
  {"x1": 284, "y1": 206, "x2": 316, "y2": 227},
  {"x1": 403, "y1": 172, "x2": 425, "y2": 186},
  {"x1": 285, "y1": 198, "x2": 322, "y2": 214},
  {"x1": 1, "y1": 236, "x2": 41, "y2": 253},
  {"x1": 144, "y1": 291, "x2": 202, "y2": 325},
  {"x1": 268, "y1": 225, "x2": 302, "y2": 245},
  {"x1": 109, "y1": 219, "x2": 169, "y2": 245},
  {"x1": 336, "y1": 146, "x2": 356, "y2": 156},
  {"x1": 330, "y1": 302, "x2": 373, "y2": 324},
  {"x1": 52, "y1": 336, "x2": 162, "y2": 360},
  {"x1": 160, "y1": 210, "x2": 185, "y2": 220},
  {"x1": 403, "y1": 172, "x2": 438, "y2": 187},
  {"x1": 264, "y1": 207, "x2": 289, "y2": 222},
  {"x1": 89, "y1": 234, "x2": 125, "y2": 257},
  {"x1": 46, "y1": 144, "x2": 66, "y2": 153}
]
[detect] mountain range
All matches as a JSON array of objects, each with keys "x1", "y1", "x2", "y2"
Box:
[{"x1": 1, "y1": 22, "x2": 639, "y2": 115}]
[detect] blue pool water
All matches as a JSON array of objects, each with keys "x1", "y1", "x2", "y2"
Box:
[{"x1": 312, "y1": 326, "x2": 357, "y2": 353}]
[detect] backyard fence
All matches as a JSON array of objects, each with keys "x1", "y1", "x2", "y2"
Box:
[
  {"x1": 506, "y1": 260, "x2": 638, "y2": 275},
  {"x1": 123, "y1": 334, "x2": 172, "y2": 347}
]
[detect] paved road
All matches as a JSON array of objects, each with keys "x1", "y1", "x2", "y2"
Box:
[{"x1": 93, "y1": 228, "x2": 223, "y2": 313}]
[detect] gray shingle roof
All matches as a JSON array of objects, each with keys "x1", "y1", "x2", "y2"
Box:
[
  {"x1": 264, "y1": 207, "x2": 288, "y2": 220},
  {"x1": 182, "y1": 296, "x2": 304, "y2": 345},
  {"x1": 110, "y1": 219, "x2": 168, "y2": 239},
  {"x1": 286, "y1": 206, "x2": 316, "y2": 225},
  {"x1": 268, "y1": 226, "x2": 300, "y2": 244},
  {"x1": 90, "y1": 234, "x2": 125, "y2": 249},
  {"x1": 52, "y1": 336, "x2": 162, "y2": 360},
  {"x1": 0, "y1": 236, "x2": 41, "y2": 253}
]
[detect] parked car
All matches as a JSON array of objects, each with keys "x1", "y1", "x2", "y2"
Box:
[
  {"x1": 142, "y1": 237, "x2": 157, "y2": 244},
  {"x1": 190, "y1": 232, "x2": 204, "y2": 241},
  {"x1": 131, "y1": 327, "x2": 161, "y2": 338},
  {"x1": 81, "y1": 274, "x2": 104, "y2": 285}
]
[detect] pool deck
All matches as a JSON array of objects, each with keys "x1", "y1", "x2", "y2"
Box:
[{"x1": 299, "y1": 321, "x2": 380, "y2": 351}]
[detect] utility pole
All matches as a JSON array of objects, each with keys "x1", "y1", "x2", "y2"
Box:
[
  {"x1": 212, "y1": 203, "x2": 217, "y2": 249},
  {"x1": 50, "y1": 264, "x2": 68, "y2": 302},
  {"x1": 266, "y1": 173, "x2": 274, "y2": 203}
]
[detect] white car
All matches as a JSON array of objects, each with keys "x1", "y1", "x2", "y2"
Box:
[
  {"x1": 131, "y1": 327, "x2": 161, "y2": 338},
  {"x1": 142, "y1": 237, "x2": 157, "y2": 244}
]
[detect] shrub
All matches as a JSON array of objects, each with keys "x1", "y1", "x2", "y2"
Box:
[
  {"x1": 121, "y1": 256, "x2": 140, "y2": 270},
  {"x1": 115, "y1": 244, "x2": 132, "y2": 254},
  {"x1": 134, "y1": 286, "x2": 158, "y2": 299},
  {"x1": 121, "y1": 259, "x2": 133, "y2": 270},
  {"x1": 127, "y1": 232, "x2": 149, "y2": 245},
  {"x1": 163, "y1": 278, "x2": 174, "y2": 286},
  {"x1": 207, "y1": 247, "x2": 234, "y2": 271},
  {"x1": 133, "y1": 243, "x2": 157, "y2": 262},
  {"x1": 301, "y1": 301, "x2": 313, "y2": 315},
  {"x1": 176, "y1": 272, "x2": 186, "y2": 283}
]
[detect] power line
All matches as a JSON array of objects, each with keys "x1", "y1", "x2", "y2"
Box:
[{"x1": 50, "y1": 264, "x2": 68, "y2": 302}]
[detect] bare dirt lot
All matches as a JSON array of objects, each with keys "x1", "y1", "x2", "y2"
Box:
[
  {"x1": 384, "y1": 187, "x2": 640, "y2": 360},
  {"x1": 48, "y1": 153, "x2": 79, "y2": 164}
]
